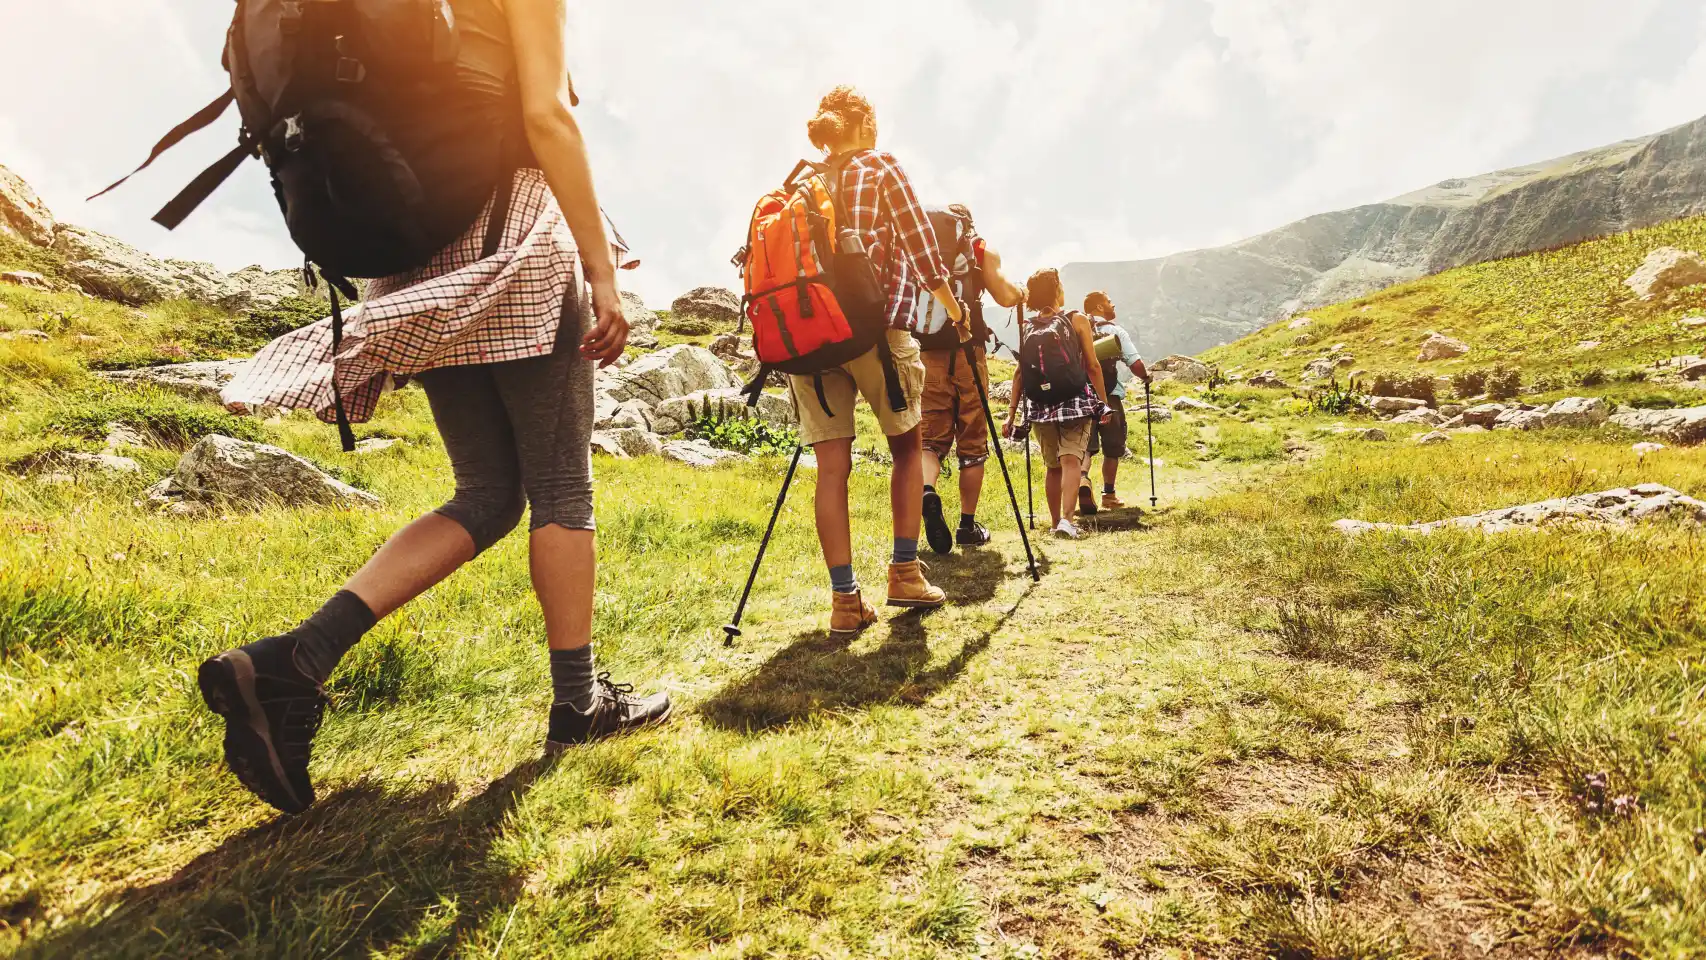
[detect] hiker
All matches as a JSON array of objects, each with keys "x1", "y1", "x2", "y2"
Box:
[
  {"x1": 1003, "y1": 268, "x2": 1110, "y2": 540},
  {"x1": 197, "y1": 0, "x2": 669, "y2": 816},
  {"x1": 1078, "y1": 291, "x2": 1150, "y2": 513},
  {"x1": 791, "y1": 86, "x2": 966, "y2": 637},
  {"x1": 914, "y1": 204, "x2": 1026, "y2": 554}
]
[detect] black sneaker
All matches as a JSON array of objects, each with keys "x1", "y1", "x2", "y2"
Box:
[
  {"x1": 197, "y1": 636, "x2": 326, "y2": 815},
  {"x1": 546, "y1": 674, "x2": 672, "y2": 752},
  {"x1": 921, "y1": 488, "x2": 954, "y2": 555},
  {"x1": 955, "y1": 521, "x2": 991, "y2": 547}
]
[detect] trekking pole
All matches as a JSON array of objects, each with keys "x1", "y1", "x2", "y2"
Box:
[
  {"x1": 1143, "y1": 378, "x2": 1159, "y2": 508},
  {"x1": 967, "y1": 342, "x2": 1040, "y2": 582},
  {"x1": 724, "y1": 445, "x2": 805, "y2": 646}
]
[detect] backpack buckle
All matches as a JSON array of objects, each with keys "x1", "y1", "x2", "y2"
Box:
[
  {"x1": 283, "y1": 115, "x2": 305, "y2": 151},
  {"x1": 336, "y1": 57, "x2": 367, "y2": 83}
]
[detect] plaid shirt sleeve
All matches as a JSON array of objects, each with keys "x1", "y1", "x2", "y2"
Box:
[{"x1": 876, "y1": 153, "x2": 948, "y2": 291}]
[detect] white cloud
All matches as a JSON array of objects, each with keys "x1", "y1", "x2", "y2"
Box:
[{"x1": 1634, "y1": 3, "x2": 1706, "y2": 133}]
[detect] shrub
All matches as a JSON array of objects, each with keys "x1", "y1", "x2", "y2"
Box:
[
  {"x1": 1450, "y1": 369, "x2": 1487, "y2": 399},
  {"x1": 1613, "y1": 368, "x2": 1650, "y2": 384},
  {"x1": 685, "y1": 412, "x2": 798, "y2": 456},
  {"x1": 1574, "y1": 367, "x2": 1607, "y2": 388},
  {"x1": 1334, "y1": 315, "x2": 1372, "y2": 333},
  {"x1": 1309, "y1": 379, "x2": 1368, "y2": 416},
  {"x1": 236, "y1": 296, "x2": 327, "y2": 345},
  {"x1": 1486, "y1": 364, "x2": 1522, "y2": 400},
  {"x1": 1624, "y1": 394, "x2": 1681, "y2": 410},
  {"x1": 1369, "y1": 371, "x2": 1436, "y2": 404},
  {"x1": 662, "y1": 315, "x2": 717, "y2": 337}
]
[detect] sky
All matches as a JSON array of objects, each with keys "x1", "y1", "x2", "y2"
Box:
[{"x1": 3, "y1": 0, "x2": 1704, "y2": 310}]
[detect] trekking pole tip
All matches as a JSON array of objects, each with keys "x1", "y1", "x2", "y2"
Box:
[{"x1": 722, "y1": 625, "x2": 742, "y2": 646}]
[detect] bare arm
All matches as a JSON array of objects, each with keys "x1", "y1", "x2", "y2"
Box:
[
  {"x1": 1005, "y1": 364, "x2": 1024, "y2": 431},
  {"x1": 980, "y1": 245, "x2": 1024, "y2": 309},
  {"x1": 504, "y1": 0, "x2": 625, "y2": 366}
]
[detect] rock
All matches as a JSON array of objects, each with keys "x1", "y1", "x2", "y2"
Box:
[
  {"x1": 670, "y1": 286, "x2": 742, "y2": 324},
  {"x1": 0, "y1": 163, "x2": 56, "y2": 246},
  {"x1": 594, "y1": 428, "x2": 665, "y2": 459},
  {"x1": 1334, "y1": 354, "x2": 1356, "y2": 368},
  {"x1": 652, "y1": 387, "x2": 796, "y2": 435},
  {"x1": 1, "y1": 270, "x2": 54, "y2": 291},
  {"x1": 1353, "y1": 428, "x2": 1389, "y2": 442},
  {"x1": 1625, "y1": 247, "x2": 1706, "y2": 300},
  {"x1": 47, "y1": 452, "x2": 142, "y2": 476},
  {"x1": 1152, "y1": 355, "x2": 1212, "y2": 384},
  {"x1": 1681, "y1": 361, "x2": 1706, "y2": 381},
  {"x1": 1142, "y1": 405, "x2": 1176, "y2": 423},
  {"x1": 1450, "y1": 424, "x2": 1490, "y2": 435},
  {"x1": 1287, "y1": 316, "x2": 1315, "y2": 330},
  {"x1": 1493, "y1": 408, "x2": 1549, "y2": 431},
  {"x1": 621, "y1": 291, "x2": 660, "y2": 337},
  {"x1": 1370, "y1": 396, "x2": 1429, "y2": 415},
  {"x1": 1247, "y1": 371, "x2": 1290, "y2": 389},
  {"x1": 589, "y1": 432, "x2": 631, "y2": 459},
  {"x1": 990, "y1": 380, "x2": 1012, "y2": 404},
  {"x1": 1415, "y1": 431, "x2": 1451, "y2": 446},
  {"x1": 1337, "y1": 485, "x2": 1706, "y2": 537},
  {"x1": 352, "y1": 438, "x2": 399, "y2": 455},
  {"x1": 221, "y1": 265, "x2": 311, "y2": 311},
  {"x1": 1609, "y1": 406, "x2": 1706, "y2": 445},
  {"x1": 1438, "y1": 404, "x2": 1466, "y2": 419},
  {"x1": 1679, "y1": 315, "x2": 1706, "y2": 328},
  {"x1": 168, "y1": 435, "x2": 381, "y2": 509},
  {"x1": 49, "y1": 226, "x2": 307, "y2": 310},
  {"x1": 1460, "y1": 403, "x2": 1509, "y2": 428},
  {"x1": 1301, "y1": 358, "x2": 1338, "y2": 381},
  {"x1": 1633, "y1": 442, "x2": 1667, "y2": 456},
  {"x1": 1390, "y1": 408, "x2": 1447, "y2": 427},
  {"x1": 1171, "y1": 396, "x2": 1222, "y2": 413},
  {"x1": 103, "y1": 421, "x2": 148, "y2": 450},
  {"x1": 1576, "y1": 340, "x2": 1602, "y2": 351},
  {"x1": 97, "y1": 359, "x2": 249, "y2": 405},
  {"x1": 599, "y1": 345, "x2": 740, "y2": 409},
  {"x1": 1417, "y1": 331, "x2": 1470, "y2": 362},
  {"x1": 597, "y1": 398, "x2": 657, "y2": 433},
  {"x1": 661, "y1": 438, "x2": 747, "y2": 468},
  {"x1": 1541, "y1": 396, "x2": 1610, "y2": 428},
  {"x1": 1293, "y1": 333, "x2": 1316, "y2": 346},
  {"x1": 629, "y1": 330, "x2": 660, "y2": 351},
  {"x1": 708, "y1": 333, "x2": 750, "y2": 362},
  {"x1": 0, "y1": 328, "x2": 50, "y2": 343}
]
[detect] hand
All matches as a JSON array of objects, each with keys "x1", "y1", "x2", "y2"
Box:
[{"x1": 581, "y1": 277, "x2": 628, "y2": 368}]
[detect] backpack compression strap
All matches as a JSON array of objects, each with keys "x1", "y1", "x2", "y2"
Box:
[{"x1": 87, "y1": 89, "x2": 237, "y2": 202}]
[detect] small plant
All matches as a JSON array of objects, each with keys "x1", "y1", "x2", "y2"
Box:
[
  {"x1": 1574, "y1": 367, "x2": 1607, "y2": 388},
  {"x1": 1451, "y1": 368, "x2": 1487, "y2": 399},
  {"x1": 662, "y1": 314, "x2": 718, "y2": 337},
  {"x1": 1624, "y1": 393, "x2": 1681, "y2": 410},
  {"x1": 685, "y1": 412, "x2": 798, "y2": 456},
  {"x1": 1309, "y1": 378, "x2": 1368, "y2": 416},
  {"x1": 1369, "y1": 371, "x2": 1436, "y2": 404},
  {"x1": 1613, "y1": 368, "x2": 1649, "y2": 384},
  {"x1": 1485, "y1": 364, "x2": 1522, "y2": 401},
  {"x1": 236, "y1": 295, "x2": 329, "y2": 346}
]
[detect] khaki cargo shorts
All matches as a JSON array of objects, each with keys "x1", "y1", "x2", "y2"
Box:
[
  {"x1": 788, "y1": 330, "x2": 926, "y2": 447},
  {"x1": 1033, "y1": 417, "x2": 1094, "y2": 469},
  {"x1": 920, "y1": 344, "x2": 990, "y2": 468}
]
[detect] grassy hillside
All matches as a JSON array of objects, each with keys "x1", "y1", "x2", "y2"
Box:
[
  {"x1": 1203, "y1": 214, "x2": 1706, "y2": 385},
  {"x1": 3, "y1": 262, "x2": 1706, "y2": 956}
]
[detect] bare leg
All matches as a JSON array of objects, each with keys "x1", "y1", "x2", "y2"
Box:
[
  {"x1": 888, "y1": 427, "x2": 924, "y2": 542},
  {"x1": 1045, "y1": 467, "x2": 1064, "y2": 528},
  {"x1": 1060, "y1": 455, "x2": 1085, "y2": 524},
  {"x1": 1103, "y1": 457, "x2": 1120, "y2": 492},
  {"x1": 529, "y1": 525, "x2": 595, "y2": 652},
  {"x1": 923, "y1": 449, "x2": 945, "y2": 490},
  {"x1": 344, "y1": 513, "x2": 477, "y2": 620},
  {"x1": 959, "y1": 463, "x2": 986, "y2": 516},
  {"x1": 814, "y1": 437, "x2": 855, "y2": 569}
]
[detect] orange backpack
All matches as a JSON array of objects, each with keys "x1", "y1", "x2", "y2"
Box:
[{"x1": 734, "y1": 158, "x2": 902, "y2": 415}]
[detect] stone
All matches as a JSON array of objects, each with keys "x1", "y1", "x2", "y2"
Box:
[
  {"x1": 1287, "y1": 316, "x2": 1314, "y2": 330},
  {"x1": 652, "y1": 387, "x2": 796, "y2": 435},
  {"x1": 1142, "y1": 405, "x2": 1176, "y2": 423},
  {"x1": 1151, "y1": 355, "x2": 1212, "y2": 384},
  {"x1": 1369, "y1": 396, "x2": 1429, "y2": 414},
  {"x1": 49, "y1": 452, "x2": 142, "y2": 475},
  {"x1": 1417, "y1": 331, "x2": 1470, "y2": 362},
  {"x1": 670, "y1": 286, "x2": 742, "y2": 324},
  {"x1": 1354, "y1": 428, "x2": 1389, "y2": 442},
  {"x1": 1576, "y1": 340, "x2": 1602, "y2": 351},
  {"x1": 103, "y1": 421, "x2": 148, "y2": 450},
  {"x1": 1679, "y1": 315, "x2": 1706, "y2": 328},
  {"x1": 1681, "y1": 361, "x2": 1706, "y2": 381},
  {"x1": 0, "y1": 163, "x2": 56, "y2": 246},
  {"x1": 1493, "y1": 408, "x2": 1549, "y2": 431},
  {"x1": 352, "y1": 438, "x2": 399, "y2": 455},
  {"x1": 1438, "y1": 404, "x2": 1466, "y2": 419},
  {"x1": 708, "y1": 333, "x2": 750, "y2": 362},
  {"x1": 1625, "y1": 247, "x2": 1706, "y2": 300},
  {"x1": 1633, "y1": 442, "x2": 1667, "y2": 456},
  {"x1": 662, "y1": 438, "x2": 747, "y2": 468},
  {"x1": 1247, "y1": 371, "x2": 1290, "y2": 389},
  {"x1": 1609, "y1": 406, "x2": 1706, "y2": 445},
  {"x1": 1460, "y1": 403, "x2": 1508, "y2": 428},
  {"x1": 1171, "y1": 396, "x2": 1222, "y2": 413},
  {"x1": 599, "y1": 345, "x2": 740, "y2": 409},
  {"x1": 1, "y1": 270, "x2": 53, "y2": 291},
  {"x1": 97, "y1": 359, "x2": 249, "y2": 406},
  {"x1": 1541, "y1": 396, "x2": 1610, "y2": 428},
  {"x1": 597, "y1": 398, "x2": 656, "y2": 433},
  {"x1": 990, "y1": 380, "x2": 1012, "y2": 404},
  {"x1": 169, "y1": 434, "x2": 381, "y2": 509},
  {"x1": 589, "y1": 432, "x2": 632, "y2": 459},
  {"x1": 1390, "y1": 408, "x2": 1447, "y2": 427},
  {"x1": 1415, "y1": 431, "x2": 1451, "y2": 446},
  {"x1": 49, "y1": 226, "x2": 307, "y2": 310},
  {"x1": 1334, "y1": 354, "x2": 1356, "y2": 368},
  {"x1": 1450, "y1": 424, "x2": 1490, "y2": 435},
  {"x1": 1301, "y1": 358, "x2": 1338, "y2": 381},
  {"x1": 1293, "y1": 333, "x2": 1316, "y2": 346},
  {"x1": 596, "y1": 428, "x2": 665, "y2": 459},
  {"x1": 1337, "y1": 485, "x2": 1706, "y2": 537},
  {"x1": 0, "y1": 328, "x2": 50, "y2": 343},
  {"x1": 620, "y1": 291, "x2": 660, "y2": 338}
]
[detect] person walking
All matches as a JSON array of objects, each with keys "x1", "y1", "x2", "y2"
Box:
[
  {"x1": 1003, "y1": 268, "x2": 1110, "y2": 540},
  {"x1": 791, "y1": 86, "x2": 966, "y2": 638},
  {"x1": 917, "y1": 205, "x2": 1026, "y2": 554},
  {"x1": 202, "y1": 0, "x2": 669, "y2": 816},
  {"x1": 1079, "y1": 291, "x2": 1150, "y2": 513}
]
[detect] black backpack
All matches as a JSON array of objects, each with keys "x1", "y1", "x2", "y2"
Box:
[
  {"x1": 93, "y1": 0, "x2": 536, "y2": 448},
  {"x1": 1020, "y1": 312, "x2": 1089, "y2": 405},
  {"x1": 913, "y1": 206, "x2": 990, "y2": 352}
]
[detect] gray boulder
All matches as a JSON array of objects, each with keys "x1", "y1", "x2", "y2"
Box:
[
  {"x1": 98, "y1": 359, "x2": 250, "y2": 406},
  {"x1": 1171, "y1": 396, "x2": 1222, "y2": 413},
  {"x1": 662, "y1": 438, "x2": 747, "y2": 468},
  {"x1": 1609, "y1": 406, "x2": 1706, "y2": 446},
  {"x1": 596, "y1": 398, "x2": 657, "y2": 433},
  {"x1": 1246, "y1": 371, "x2": 1290, "y2": 389},
  {"x1": 1415, "y1": 431, "x2": 1452, "y2": 446},
  {"x1": 1681, "y1": 360, "x2": 1706, "y2": 381},
  {"x1": 1338, "y1": 484, "x2": 1706, "y2": 537},
  {"x1": 621, "y1": 291, "x2": 660, "y2": 337},
  {"x1": 49, "y1": 226, "x2": 306, "y2": 310},
  {"x1": 0, "y1": 163, "x2": 55, "y2": 246},
  {"x1": 1625, "y1": 247, "x2": 1706, "y2": 301},
  {"x1": 592, "y1": 428, "x2": 665, "y2": 459},
  {"x1": 1417, "y1": 331, "x2": 1470, "y2": 362},
  {"x1": 1152, "y1": 355, "x2": 1212, "y2": 384},
  {"x1": 44, "y1": 452, "x2": 142, "y2": 477},
  {"x1": 1541, "y1": 396, "x2": 1610, "y2": 428},
  {"x1": 1390, "y1": 408, "x2": 1447, "y2": 427},
  {"x1": 1460, "y1": 403, "x2": 1508, "y2": 428},
  {"x1": 1, "y1": 270, "x2": 54, "y2": 291},
  {"x1": 1493, "y1": 408, "x2": 1549, "y2": 431},
  {"x1": 652, "y1": 388, "x2": 795, "y2": 435},
  {"x1": 709, "y1": 333, "x2": 750, "y2": 363},
  {"x1": 1354, "y1": 428, "x2": 1389, "y2": 442},
  {"x1": 670, "y1": 286, "x2": 742, "y2": 324},
  {"x1": 165, "y1": 435, "x2": 381, "y2": 509},
  {"x1": 599, "y1": 345, "x2": 740, "y2": 408},
  {"x1": 1370, "y1": 396, "x2": 1428, "y2": 415},
  {"x1": 1301, "y1": 358, "x2": 1338, "y2": 381},
  {"x1": 1142, "y1": 404, "x2": 1175, "y2": 423}
]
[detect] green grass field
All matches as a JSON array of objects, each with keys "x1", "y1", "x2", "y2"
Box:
[{"x1": 4, "y1": 220, "x2": 1706, "y2": 957}]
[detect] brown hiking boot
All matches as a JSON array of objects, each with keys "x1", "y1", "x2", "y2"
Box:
[
  {"x1": 887, "y1": 560, "x2": 947, "y2": 609},
  {"x1": 1101, "y1": 492, "x2": 1127, "y2": 510},
  {"x1": 1078, "y1": 484, "x2": 1099, "y2": 516},
  {"x1": 830, "y1": 590, "x2": 879, "y2": 638}
]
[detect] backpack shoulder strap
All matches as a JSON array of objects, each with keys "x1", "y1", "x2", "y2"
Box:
[{"x1": 88, "y1": 89, "x2": 238, "y2": 202}]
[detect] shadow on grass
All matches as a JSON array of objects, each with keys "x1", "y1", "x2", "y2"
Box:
[
  {"x1": 20, "y1": 757, "x2": 557, "y2": 960},
  {"x1": 702, "y1": 550, "x2": 1035, "y2": 732},
  {"x1": 1080, "y1": 506, "x2": 1157, "y2": 535}
]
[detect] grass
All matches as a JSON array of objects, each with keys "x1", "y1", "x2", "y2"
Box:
[{"x1": 2, "y1": 262, "x2": 1705, "y2": 957}]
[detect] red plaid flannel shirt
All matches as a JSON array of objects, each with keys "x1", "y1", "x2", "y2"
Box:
[{"x1": 832, "y1": 150, "x2": 949, "y2": 330}]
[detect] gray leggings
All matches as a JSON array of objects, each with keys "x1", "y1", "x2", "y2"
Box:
[{"x1": 417, "y1": 325, "x2": 596, "y2": 553}]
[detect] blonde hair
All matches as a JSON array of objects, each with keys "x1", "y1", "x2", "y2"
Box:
[
  {"x1": 808, "y1": 86, "x2": 874, "y2": 151},
  {"x1": 1026, "y1": 268, "x2": 1064, "y2": 311}
]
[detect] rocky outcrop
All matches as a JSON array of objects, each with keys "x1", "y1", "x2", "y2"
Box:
[
  {"x1": 1624, "y1": 247, "x2": 1706, "y2": 300},
  {"x1": 1301, "y1": 358, "x2": 1338, "y2": 381},
  {"x1": 1541, "y1": 397, "x2": 1610, "y2": 428},
  {"x1": 1493, "y1": 408, "x2": 1549, "y2": 431},
  {"x1": 1065, "y1": 113, "x2": 1706, "y2": 356},
  {"x1": 51, "y1": 226, "x2": 308, "y2": 310},
  {"x1": 1609, "y1": 406, "x2": 1706, "y2": 445},
  {"x1": 599, "y1": 345, "x2": 741, "y2": 409},
  {"x1": 670, "y1": 286, "x2": 742, "y2": 324},
  {"x1": 1171, "y1": 396, "x2": 1221, "y2": 413},
  {"x1": 1336, "y1": 485, "x2": 1706, "y2": 536},
  {"x1": 1417, "y1": 332, "x2": 1470, "y2": 362},
  {"x1": 151, "y1": 435, "x2": 380, "y2": 512},
  {"x1": 1460, "y1": 403, "x2": 1508, "y2": 428},
  {"x1": 0, "y1": 163, "x2": 55, "y2": 246},
  {"x1": 662, "y1": 438, "x2": 747, "y2": 468},
  {"x1": 620, "y1": 291, "x2": 660, "y2": 349},
  {"x1": 1389, "y1": 408, "x2": 1447, "y2": 427},
  {"x1": 97, "y1": 359, "x2": 250, "y2": 405},
  {"x1": 591, "y1": 428, "x2": 665, "y2": 459},
  {"x1": 1415, "y1": 431, "x2": 1451, "y2": 446},
  {"x1": 1246, "y1": 371, "x2": 1289, "y2": 389},
  {"x1": 1, "y1": 270, "x2": 55, "y2": 291},
  {"x1": 1151, "y1": 355, "x2": 1211, "y2": 384}
]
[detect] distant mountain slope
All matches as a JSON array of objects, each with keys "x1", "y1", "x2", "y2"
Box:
[{"x1": 1065, "y1": 114, "x2": 1706, "y2": 358}]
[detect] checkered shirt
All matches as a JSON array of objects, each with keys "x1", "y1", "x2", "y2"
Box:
[
  {"x1": 223, "y1": 169, "x2": 597, "y2": 424},
  {"x1": 832, "y1": 150, "x2": 949, "y2": 330},
  {"x1": 1022, "y1": 312, "x2": 1111, "y2": 424}
]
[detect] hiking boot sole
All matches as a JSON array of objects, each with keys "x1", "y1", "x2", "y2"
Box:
[
  {"x1": 828, "y1": 621, "x2": 876, "y2": 640},
  {"x1": 197, "y1": 652, "x2": 311, "y2": 815},
  {"x1": 544, "y1": 701, "x2": 675, "y2": 756},
  {"x1": 1078, "y1": 489, "x2": 1099, "y2": 515},
  {"x1": 922, "y1": 490, "x2": 953, "y2": 555},
  {"x1": 886, "y1": 596, "x2": 947, "y2": 610}
]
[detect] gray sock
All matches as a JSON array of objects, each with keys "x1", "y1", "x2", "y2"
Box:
[
  {"x1": 892, "y1": 537, "x2": 919, "y2": 565},
  {"x1": 550, "y1": 645, "x2": 596, "y2": 711},
  {"x1": 829, "y1": 564, "x2": 859, "y2": 595},
  {"x1": 288, "y1": 591, "x2": 377, "y2": 685}
]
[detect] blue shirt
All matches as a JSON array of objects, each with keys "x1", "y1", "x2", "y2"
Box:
[{"x1": 1091, "y1": 318, "x2": 1144, "y2": 399}]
